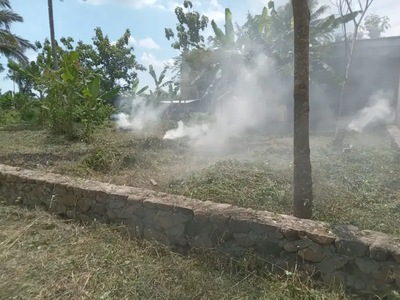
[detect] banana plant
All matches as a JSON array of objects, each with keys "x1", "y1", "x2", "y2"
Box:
[
  {"x1": 167, "y1": 82, "x2": 180, "y2": 99},
  {"x1": 210, "y1": 8, "x2": 235, "y2": 49},
  {"x1": 118, "y1": 77, "x2": 149, "y2": 115},
  {"x1": 147, "y1": 64, "x2": 173, "y2": 101},
  {"x1": 60, "y1": 51, "x2": 80, "y2": 83},
  {"x1": 76, "y1": 75, "x2": 119, "y2": 138},
  {"x1": 0, "y1": 91, "x2": 13, "y2": 110},
  {"x1": 131, "y1": 78, "x2": 149, "y2": 98},
  {"x1": 149, "y1": 65, "x2": 172, "y2": 92},
  {"x1": 7, "y1": 59, "x2": 43, "y2": 95}
]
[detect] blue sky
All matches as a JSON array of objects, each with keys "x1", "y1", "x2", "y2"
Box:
[{"x1": 0, "y1": 0, "x2": 398, "y2": 93}]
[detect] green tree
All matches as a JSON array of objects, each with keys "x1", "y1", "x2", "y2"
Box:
[
  {"x1": 8, "y1": 27, "x2": 145, "y2": 99},
  {"x1": 0, "y1": 0, "x2": 35, "y2": 70},
  {"x1": 164, "y1": 0, "x2": 209, "y2": 52},
  {"x1": 33, "y1": 28, "x2": 145, "y2": 94},
  {"x1": 35, "y1": 51, "x2": 117, "y2": 139},
  {"x1": 292, "y1": 0, "x2": 313, "y2": 219},
  {"x1": 75, "y1": 27, "x2": 146, "y2": 93},
  {"x1": 165, "y1": 0, "x2": 209, "y2": 99},
  {"x1": 360, "y1": 14, "x2": 390, "y2": 38}
]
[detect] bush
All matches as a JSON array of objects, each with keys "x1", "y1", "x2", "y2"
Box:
[
  {"x1": 0, "y1": 91, "x2": 39, "y2": 126},
  {"x1": 37, "y1": 51, "x2": 118, "y2": 140},
  {"x1": 0, "y1": 110, "x2": 20, "y2": 126}
]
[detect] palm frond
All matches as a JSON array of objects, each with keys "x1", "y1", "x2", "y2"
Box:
[
  {"x1": 0, "y1": 30, "x2": 36, "y2": 65},
  {"x1": 0, "y1": 9, "x2": 23, "y2": 30},
  {"x1": 0, "y1": 0, "x2": 11, "y2": 9},
  {"x1": 311, "y1": 5, "x2": 330, "y2": 21},
  {"x1": 0, "y1": 30, "x2": 36, "y2": 51},
  {"x1": 0, "y1": 43, "x2": 28, "y2": 64}
]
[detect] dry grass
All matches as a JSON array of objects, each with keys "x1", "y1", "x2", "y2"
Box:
[
  {"x1": 0, "y1": 204, "x2": 352, "y2": 300},
  {"x1": 0, "y1": 123, "x2": 400, "y2": 236}
]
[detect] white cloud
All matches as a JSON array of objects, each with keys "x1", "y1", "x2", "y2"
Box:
[
  {"x1": 111, "y1": 36, "x2": 161, "y2": 49},
  {"x1": 82, "y1": 0, "x2": 158, "y2": 9},
  {"x1": 140, "y1": 52, "x2": 174, "y2": 68},
  {"x1": 155, "y1": 0, "x2": 202, "y2": 11},
  {"x1": 82, "y1": 0, "x2": 200, "y2": 11},
  {"x1": 127, "y1": 36, "x2": 136, "y2": 46},
  {"x1": 110, "y1": 36, "x2": 135, "y2": 46},
  {"x1": 138, "y1": 37, "x2": 160, "y2": 49},
  {"x1": 156, "y1": 1, "x2": 181, "y2": 11},
  {"x1": 202, "y1": 0, "x2": 224, "y2": 22}
]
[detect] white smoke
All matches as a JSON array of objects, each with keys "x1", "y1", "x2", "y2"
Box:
[
  {"x1": 163, "y1": 54, "x2": 288, "y2": 151},
  {"x1": 163, "y1": 120, "x2": 209, "y2": 140},
  {"x1": 112, "y1": 51, "x2": 289, "y2": 153},
  {"x1": 347, "y1": 90, "x2": 395, "y2": 133},
  {"x1": 112, "y1": 96, "x2": 168, "y2": 130}
]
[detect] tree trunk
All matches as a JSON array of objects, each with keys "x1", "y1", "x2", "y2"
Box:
[
  {"x1": 292, "y1": 0, "x2": 313, "y2": 219},
  {"x1": 48, "y1": 0, "x2": 58, "y2": 70}
]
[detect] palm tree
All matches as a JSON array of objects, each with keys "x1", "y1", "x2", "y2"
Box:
[
  {"x1": 0, "y1": 0, "x2": 36, "y2": 64},
  {"x1": 48, "y1": 0, "x2": 87, "y2": 70},
  {"x1": 48, "y1": 0, "x2": 58, "y2": 70}
]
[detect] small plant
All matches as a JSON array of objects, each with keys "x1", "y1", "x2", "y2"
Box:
[{"x1": 81, "y1": 148, "x2": 118, "y2": 172}]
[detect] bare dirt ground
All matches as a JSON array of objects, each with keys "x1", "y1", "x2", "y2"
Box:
[{"x1": 1, "y1": 123, "x2": 399, "y2": 236}]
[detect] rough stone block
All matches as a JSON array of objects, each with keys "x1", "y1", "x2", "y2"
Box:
[
  {"x1": 335, "y1": 239, "x2": 369, "y2": 257},
  {"x1": 78, "y1": 198, "x2": 92, "y2": 212},
  {"x1": 234, "y1": 233, "x2": 255, "y2": 248},
  {"x1": 57, "y1": 193, "x2": 76, "y2": 207},
  {"x1": 228, "y1": 216, "x2": 250, "y2": 233},
  {"x1": 317, "y1": 256, "x2": 351, "y2": 274}
]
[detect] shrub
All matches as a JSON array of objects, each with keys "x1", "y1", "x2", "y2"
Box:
[{"x1": 37, "y1": 51, "x2": 119, "y2": 140}]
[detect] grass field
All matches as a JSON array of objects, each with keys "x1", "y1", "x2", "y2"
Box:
[
  {"x1": 0, "y1": 204, "x2": 353, "y2": 299},
  {"x1": 0, "y1": 122, "x2": 399, "y2": 236}
]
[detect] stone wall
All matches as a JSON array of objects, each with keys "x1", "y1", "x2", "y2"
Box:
[{"x1": 0, "y1": 164, "x2": 399, "y2": 293}]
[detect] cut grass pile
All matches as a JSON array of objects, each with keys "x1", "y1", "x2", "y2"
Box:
[
  {"x1": 0, "y1": 123, "x2": 399, "y2": 236},
  {"x1": 0, "y1": 204, "x2": 350, "y2": 300}
]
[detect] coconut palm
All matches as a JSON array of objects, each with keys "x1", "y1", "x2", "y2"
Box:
[
  {"x1": 0, "y1": 0, "x2": 36, "y2": 65},
  {"x1": 47, "y1": 0, "x2": 87, "y2": 70},
  {"x1": 48, "y1": 0, "x2": 58, "y2": 70}
]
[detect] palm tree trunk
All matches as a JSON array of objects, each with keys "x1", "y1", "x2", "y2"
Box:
[
  {"x1": 292, "y1": 0, "x2": 313, "y2": 219},
  {"x1": 47, "y1": 0, "x2": 58, "y2": 70}
]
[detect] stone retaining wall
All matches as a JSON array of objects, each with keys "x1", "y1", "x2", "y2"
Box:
[{"x1": 0, "y1": 164, "x2": 399, "y2": 293}]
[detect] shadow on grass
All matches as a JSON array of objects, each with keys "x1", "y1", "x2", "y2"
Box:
[
  {"x1": 0, "y1": 122, "x2": 42, "y2": 132},
  {"x1": 0, "y1": 151, "x2": 87, "y2": 168}
]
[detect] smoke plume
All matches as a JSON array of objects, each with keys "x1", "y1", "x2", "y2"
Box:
[
  {"x1": 347, "y1": 90, "x2": 395, "y2": 133},
  {"x1": 163, "y1": 121, "x2": 209, "y2": 140},
  {"x1": 112, "y1": 96, "x2": 168, "y2": 131}
]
